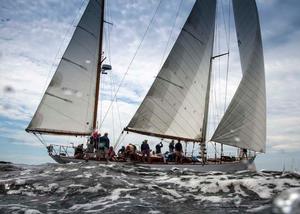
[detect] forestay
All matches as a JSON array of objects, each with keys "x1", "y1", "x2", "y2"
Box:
[
  {"x1": 126, "y1": 0, "x2": 217, "y2": 141},
  {"x1": 26, "y1": 0, "x2": 103, "y2": 135},
  {"x1": 211, "y1": 0, "x2": 266, "y2": 152}
]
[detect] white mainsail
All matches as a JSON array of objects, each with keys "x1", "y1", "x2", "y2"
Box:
[
  {"x1": 126, "y1": 0, "x2": 217, "y2": 141},
  {"x1": 211, "y1": 0, "x2": 266, "y2": 152},
  {"x1": 26, "y1": 0, "x2": 104, "y2": 135}
]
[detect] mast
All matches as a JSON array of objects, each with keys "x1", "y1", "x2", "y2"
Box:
[
  {"x1": 200, "y1": 2, "x2": 219, "y2": 162},
  {"x1": 93, "y1": 0, "x2": 105, "y2": 130},
  {"x1": 200, "y1": 58, "x2": 213, "y2": 163}
]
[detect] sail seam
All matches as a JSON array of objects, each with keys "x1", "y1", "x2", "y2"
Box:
[
  {"x1": 156, "y1": 76, "x2": 184, "y2": 89},
  {"x1": 182, "y1": 28, "x2": 204, "y2": 45},
  {"x1": 77, "y1": 25, "x2": 97, "y2": 39},
  {"x1": 45, "y1": 92, "x2": 73, "y2": 103},
  {"x1": 62, "y1": 57, "x2": 87, "y2": 70}
]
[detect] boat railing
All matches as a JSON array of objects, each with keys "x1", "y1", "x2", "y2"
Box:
[{"x1": 47, "y1": 144, "x2": 74, "y2": 157}]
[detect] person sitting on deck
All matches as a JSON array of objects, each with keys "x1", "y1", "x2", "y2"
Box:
[
  {"x1": 141, "y1": 140, "x2": 150, "y2": 163},
  {"x1": 74, "y1": 144, "x2": 84, "y2": 159},
  {"x1": 107, "y1": 146, "x2": 116, "y2": 161},
  {"x1": 118, "y1": 146, "x2": 126, "y2": 158},
  {"x1": 175, "y1": 140, "x2": 183, "y2": 164},
  {"x1": 125, "y1": 144, "x2": 137, "y2": 161},
  {"x1": 169, "y1": 140, "x2": 175, "y2": 153}
]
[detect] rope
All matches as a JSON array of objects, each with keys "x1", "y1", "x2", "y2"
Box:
[{"x1": 99, "y1": 0, "x2": 163, "y2": 127}]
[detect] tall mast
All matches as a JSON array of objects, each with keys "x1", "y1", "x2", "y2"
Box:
[
  {"x1": 93, "y1": 0, "x2": 105, "y2": 130},
  {"x1": 201, "y1": 58, "x2": 213, "y2": 144},
  {"x1": 200, "y1": 57, "x2": 213, "y2": 163},
  {"x1": 200, "y1": 2, "x2": 218, "y2": 162}
]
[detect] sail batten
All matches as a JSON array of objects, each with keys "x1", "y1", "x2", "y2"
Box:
[
  {"x1": 126, "y1": 0, "x2": 217, "y2": 141},
  {"x1": 26, "y1": 0, "x2": 104, "y2": 136},
  {"x1": 211, "y1": 0, "x2": 266, "y2": 153}
]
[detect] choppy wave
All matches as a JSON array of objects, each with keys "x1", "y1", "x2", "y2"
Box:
[{"x1": 0, "y1": 162, "x2": 299, "y2": 213}]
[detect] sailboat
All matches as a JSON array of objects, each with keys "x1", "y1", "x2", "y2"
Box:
[{"x1": 26, "y1": 0, "x2": 266, "y2": 172}]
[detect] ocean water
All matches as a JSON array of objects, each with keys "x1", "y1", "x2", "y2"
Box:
[{"x1": 0, "y1": 162, "x2": 300, "y2": 214}]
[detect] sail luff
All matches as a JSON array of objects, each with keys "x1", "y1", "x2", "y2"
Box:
[
  {"x1": 211, "y1": 0, "x2": 266, "y2": 153},
  {"x1": 93, "y1": 0, "x2": 105, "y2": 130},
  {"x1": 126, "y1": 0, "x2": 217, "y2": 141}
]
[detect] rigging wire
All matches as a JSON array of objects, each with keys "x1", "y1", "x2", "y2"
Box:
[
  {"x1": 109, "y1": 72, "x2": 115, "y2": 145},
  {"x1": 221, "y1": 0, "x2": 229, "y2": 49},
  {"x1": 218, "y1": 1, "x2": 222, "y2": 124},
  {"x1": 99, "y1": 0, "x2": 163, "y2": 127},
  {"x1": 224, "y1": 0, "x2": 231, "y2": 112},
  {"x1": 158, "y1": 0, "x2": 183, "y2": 69},
  {"x1": 32, "y1": 133, "x2": 47, "y2": 148},
  {"x1": 113, "y1": 131, "x2": 127, "y2": 151},
  {"x1": 110, "y1": 75, "x2": 124, "y2": 132}
]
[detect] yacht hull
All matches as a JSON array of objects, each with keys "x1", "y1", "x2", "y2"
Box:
[{"x1": 49, "y1": 154, "x2": 255, "y2": 173}]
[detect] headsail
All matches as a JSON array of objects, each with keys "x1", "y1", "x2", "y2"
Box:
[
  {"x1": 26, "y1": 0, "x2": 104, "y2": 136},
  {"x1": 211, "y1": 0, "x2": 266, "y2": 152},
  {"x1": 125, "y1": 0, "x2": 217, "y2": 141}
]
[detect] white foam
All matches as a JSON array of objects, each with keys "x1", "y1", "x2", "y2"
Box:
[
  {"x1": 24, "y1": 209, "x2": 42, "y2": 214},
  {"x1": 158, "y1": 187, "x2": 182, "y2": 198},
  {"x1": 83, "y1": 166, "x2": 96, "y2": 169},
  {"x1": 67, "y1": 168, "x2": 78, "y2": 172},
  {"x1": 15, "y1": 179, "x2": 26, "y2": 185},
  {"x1": 84, "y1": 172, "x2": 93, "y2": 178},
  {"x1": 148, "y1": 211, "x2": 161, "y2": 214},
  {"x1": 22, "y1": 192, "x2": 36, "y2": 197},
  {"x1": 85, "y1": 201, "x2": 131, "y2": 213},
  {"x1": 33, "y1": 183, "x2": 58, "y2": 192},
  {"x1": 54, "y1": 167, "x2": 66, "y2": 172},
  {"x1": 70, "y1": 188, "x2": 137, "y2": 210},
  {"x1": 153, "y1": 173, "x2": 300, "y2": 202},
  {"x1": 68, "y1": 184, "x2": 85, "y2": 188},
  {"x1": 247, "y1": 205, "x2": 270, "y2": 212},
  {"x1": 7, "y1": 189, "x2": 22, "y2": 195},
  {"x1": 79, "y1": 184, "x2": 104, "y2": 193}
]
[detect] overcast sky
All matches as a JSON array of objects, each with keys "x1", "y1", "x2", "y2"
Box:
[{"x1": 0, "y1": 0, "x2": 299, "y2": 171}]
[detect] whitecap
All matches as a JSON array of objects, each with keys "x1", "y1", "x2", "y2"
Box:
[{"x1": 24, "y1": 209, "x2": 43, "y2": 214}]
